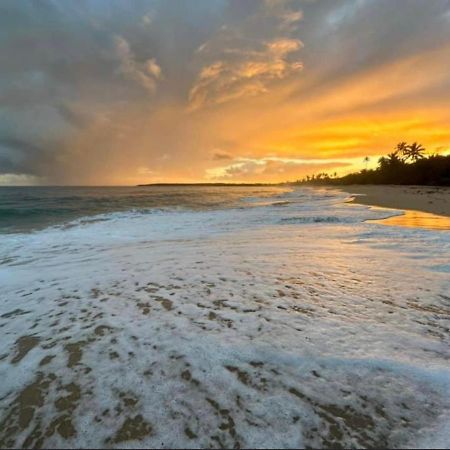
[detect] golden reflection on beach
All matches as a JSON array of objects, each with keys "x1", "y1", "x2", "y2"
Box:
[{"x1": 370, "y1": 210, "x2": 450, "y2": 231}]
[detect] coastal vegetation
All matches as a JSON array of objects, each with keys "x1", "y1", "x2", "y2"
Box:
[{"x1": 295, "y1": 143, "x2": 450, "y2": 186}]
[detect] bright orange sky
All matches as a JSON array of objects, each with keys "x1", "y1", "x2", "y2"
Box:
[{"x1": 1, "y1": 0, "x2": 450, "y2": 185}]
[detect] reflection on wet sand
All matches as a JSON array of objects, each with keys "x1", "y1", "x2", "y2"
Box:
[{"x1": 368, "y1": 209, "x2": 450, "y2": 231}]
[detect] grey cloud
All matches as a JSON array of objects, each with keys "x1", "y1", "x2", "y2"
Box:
[
  {"x1": 0, "y1": 137, "x2": 48, "y2": 175},
  {"x1": 213, "y1": 152, "x2": 233, "y2": 161},
  {"x1": 113, "y1": 35, "x2": 162, "y2": 93},
  {"x1": 295, "y1": 0, "x2": 450, "y2": 91},
  {"x1": 189, "y1": 2, "x2": 304, "y2": 108},
  {"x1": 56, "y1": 104, "x2": 93, "y2": 129},
  {"x1": 0, "y1": 137, "x2": 44, "y2": 155}
]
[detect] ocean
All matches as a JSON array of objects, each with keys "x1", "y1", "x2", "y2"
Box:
[
  {"x1": 0, "y1": 185, "x2": 291, "y2": 234},
  {"x1": 0, "y1": 186, "x2": 449, "y2": 448}
]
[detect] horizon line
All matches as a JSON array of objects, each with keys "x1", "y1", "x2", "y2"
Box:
[{"x1": 0, "y1": 182, "x2": 290, "y2": 188}]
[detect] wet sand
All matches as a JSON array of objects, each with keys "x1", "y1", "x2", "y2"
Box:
[
  {"x1": 341, "y1": 185, "x2": 450, "y2": 230},
  {"x1": 341, "y1": 185, "x2": 450, "y2": 217}
]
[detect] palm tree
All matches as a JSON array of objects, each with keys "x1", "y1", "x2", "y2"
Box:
[
  {"x1": 396, "y1": 142, "x2": 409, "y2": 162},
  {"x1": 363, "y1": 156, "x2": 370, "y2": 170},
  {"x1": 405, "y1": 142, "x2": 426, "y2": 162},
  {"x1": 378, "y1": 156, "x2": 388, "y2": 170},
  {"x1": 386, "y1": 151, "x2": 402, "y2": 165}
]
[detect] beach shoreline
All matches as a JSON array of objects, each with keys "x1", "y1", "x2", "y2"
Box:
[{"x1": 337, "y1": 185, "x2": 450, "y2": 218}]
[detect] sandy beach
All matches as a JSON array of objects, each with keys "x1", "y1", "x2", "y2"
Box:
[
  {"x1": 342, "y1": 185, "x2": 450, "y2": 217},
  {"x1": 1, "y1": 187, "x2": 449, "y2": 448}
]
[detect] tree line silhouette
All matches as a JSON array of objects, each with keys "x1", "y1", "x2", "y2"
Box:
[{"x1": 295, "y1": 142, "x2": 450, "y2": 186}]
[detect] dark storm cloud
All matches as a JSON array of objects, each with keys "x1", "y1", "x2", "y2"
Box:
[
  {"x1": 55, "y1": 104, "x2": 92, "y2": 129},
  {"x1": 0, "y1": 136, "x2": 49, "y2": 176},
  {"x1": 0, "y1": 0, "x2": 449, "y2": 183}
]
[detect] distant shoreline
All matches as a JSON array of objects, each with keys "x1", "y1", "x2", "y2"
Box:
[
  {"x1": 338, "y1": 184, "x2": 450, "y2": 218},
  {"x1": 137, "y1": 182, "x2": 279, "y2": 187}
]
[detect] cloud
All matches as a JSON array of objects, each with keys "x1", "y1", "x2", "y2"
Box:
[
  {"x1": 212, "y1": 151, "x2": 233, "y2": 161},
  {"x1": 189, "y1": 3, "x2": 303, "y2": 109},
  {"x1": 0, "y1": 0, "x2": 449, "y2": 184},
  {"x1": 267, "y1": 38, "x2": 303, "y2": 55},
  {"x1": 189, "y1": 39, "x2": 302, "y2": 108},
  {"x1": 264, "y1": 0, "x2": 304, "y2": 31},
  {"x1": 280, "y1": 10, "x2": 303, "y2": 28},
  {"x1": 190, "y1": 67, "x2": 299, "y2": 109},
  {"x1": 56, "y1": 104, "x2": 92, "y2": 129},
  {"x1": 114, "y1": 35, "x2": 162, "y2": 93},
  {"x1": 206, "y1": 157, "x2": 350, "y2": 182},
  {"x1": 0, "y1": 173, "x2": 42, "y2": 186},
  {"x1": 141, "y1": 14, "x2": 153, "y2": 26},
  {"x1": 0, "y1": 137, "x2": 45, "y2": 173}
]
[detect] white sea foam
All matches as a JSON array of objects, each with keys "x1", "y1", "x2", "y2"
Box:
[{"x1": 0, "y1": 187, "x2": 449, "y2": 448}]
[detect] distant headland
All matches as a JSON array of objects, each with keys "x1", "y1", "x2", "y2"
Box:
[{"x1": 137, "y1": 182, "x2": 277, "y2": 187}]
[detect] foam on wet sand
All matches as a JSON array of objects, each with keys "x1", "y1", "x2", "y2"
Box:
[{"x1": 0, "y1": 188, "x2": 449, "y2": 448}]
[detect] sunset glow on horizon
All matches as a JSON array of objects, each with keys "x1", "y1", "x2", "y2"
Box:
[{"x1": 1, "y1": 0, "x2": 450, "y2": 185}]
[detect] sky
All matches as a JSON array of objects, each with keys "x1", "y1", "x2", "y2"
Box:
[{"x1": 1, "y1": 0, "x2": 450, "y2": 185}]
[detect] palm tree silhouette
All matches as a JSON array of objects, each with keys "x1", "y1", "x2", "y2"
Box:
[
  {"x1": 386, "y1": 151, "x2": 402, "y2": 165},
  {"x1": 396, "y1": 142, "x2": 409, "y2": 161},
  {"x1": 363, "y1": 156, "x2": 370, "y2": 170},
  {"x1": 404, "y1": 142, "x2": 426, "y2": 162},
  {"x1": 378, "y1": 156, "x2": 388, "y2": 170}
]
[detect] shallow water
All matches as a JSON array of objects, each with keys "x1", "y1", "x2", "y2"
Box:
[
  {"x1": 0, "y1": 187, "x2": 449, "y2": 448},
  {"x1": 368, "y1": 208, "x2": 450, "y2": 231}
]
